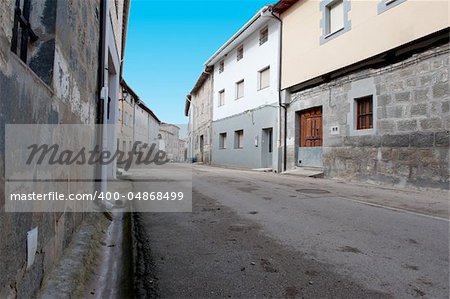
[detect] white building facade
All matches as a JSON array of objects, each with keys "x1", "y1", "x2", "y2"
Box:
[{"x1": 206, "y1": 6, "x2": 282, "y2": 171}]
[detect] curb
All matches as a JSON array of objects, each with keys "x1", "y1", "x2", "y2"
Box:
[{"x1": 38, "y1": 214, "x2": 110, "y2": 298}]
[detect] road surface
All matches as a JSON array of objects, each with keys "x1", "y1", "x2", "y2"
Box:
[{"x1": 132, "y1": 164, "x2": 449, "y2": 298}]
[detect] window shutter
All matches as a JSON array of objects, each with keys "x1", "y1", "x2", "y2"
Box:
[
  {"x1": 329, "y1": 0, "x2": 344, "y2": 34},
  {"x1": 260, "y1": 68, "x2": 270, "y2": 89}
]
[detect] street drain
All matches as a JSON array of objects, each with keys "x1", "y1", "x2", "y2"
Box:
[{"x1": 296, "y1": 189, "x2": 330, "y2": 194}]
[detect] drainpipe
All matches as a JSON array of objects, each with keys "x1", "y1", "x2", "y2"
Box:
[
  {"x1": 96, "y1": 0, "x2": 108, "y2": 193},
  {"x1": 186, "y1": 96, "x2": 195, "y2": 163},
  {"x1": 270, "y1": 8, "x2": 287, "y2": 172}
]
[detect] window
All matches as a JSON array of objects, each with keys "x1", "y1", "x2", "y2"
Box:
[
  {"x1": 235, "y1": 130, "x2": 244, "y2": 149},
  {"x1": 11, "y1": 0, "x2": 39, "y2": 63},
  {"x1": 258, "y1": 67, "x2": 270, "y2": 90},
  {"x1": 11, "y1": 0, "x2": 57, "y2": 85},
  {"x1": 219, "y1": 60, "x2": 224, "y2": 73},
  {"x1": 328, "y1": 0, "x2": 344, "y2": 35},
  {"x1": 219, "y1": 133, "x2": 227, "y2": 149},
  {"x1": 355, "y1": 96, "x2": 373, "y2": 130},
  {"x1": 218, "y1": 89, "x2": 225, "y2": 106},
  {"x1": 320, "y1": 0, "x2": 351, "y2": 44},
  {"x1": 268, "y1": 129, "x2": 273, "y2": 153},
  {"x1": 378, "y1": 0, "x2": 406, "y2": 14},
  {"x1": 237, "y1": 45, "x2": 244, "y2": 61},
  {"x1": 236, "y1": 80, "x2": 244, "y2": 99},
  {"x1": 259, "y1": 26, "x2": 268, "y2": 45}
]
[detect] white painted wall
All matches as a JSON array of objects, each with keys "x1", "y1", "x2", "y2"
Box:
[{"x1": 211, "y1": 18, "x2": 280, "y2": 121}]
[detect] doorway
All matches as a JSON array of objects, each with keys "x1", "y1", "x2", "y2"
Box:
[
  {"x1": 199, "y1": 135, "x2": 204, "y2": 162},
  {"x1": 261, "y1": 128, "x2": 273, "y2": 168},
  {"x1": 298, "y1": 107, "x2": 323, "y2": 167}
]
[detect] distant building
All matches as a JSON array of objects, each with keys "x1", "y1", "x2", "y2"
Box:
[
  {"x1": 118, "y1": 80, "x2": 161, "y2": 164},
  {"x1": 159, "y1": 124, "x2": 186, "y2": 162},
  {"x1": 185, "y1": 66, "x2": 213, "y2": 164}
]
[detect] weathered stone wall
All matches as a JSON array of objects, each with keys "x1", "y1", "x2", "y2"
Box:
[
  {"x1": 286, "y1": 44, "x2": 449, "y2": 189},
  {"x1": 0, "y1": 0, "x2": 101, "y2": 297},
  {"x1": 160, "y1": 124, "x2": 183, "y2": 162},
  {"x1": 191, "y1": 75, "x2": 213, "y2": 164}
]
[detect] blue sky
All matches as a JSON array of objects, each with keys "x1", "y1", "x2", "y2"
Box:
[{"x1": 123, "y1": 0, "x2": 272, "y2": 125}]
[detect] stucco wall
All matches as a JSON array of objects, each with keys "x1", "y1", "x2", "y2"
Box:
[
  {"x1": 118, "y1": 95, "x2": 134, "y2": 152},
  {"x1": 212, "y1": 105, "x2": 279, "y2": 170},
  {"x1": 286, "y1": 44, "x2": 449, "y2": 189},
  {"x1": 280, "y1": 0, "x2": 449, "y2": 89},
  {"x1": 212, "y1": 18, "x2": 280, "y2": 121}
]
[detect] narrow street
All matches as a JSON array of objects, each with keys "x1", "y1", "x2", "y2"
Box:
[{"x1": 131, "y1": 165, "x2": 449, "y2": 299}]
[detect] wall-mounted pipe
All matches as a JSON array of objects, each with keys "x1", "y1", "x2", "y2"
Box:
[{"x1": 270, "y1": 8, "x2": 288, "y2": 172}]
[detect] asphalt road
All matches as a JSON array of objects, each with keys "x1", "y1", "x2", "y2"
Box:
[{"x1": 133, "y1": 165, "x2": 449, "y2": 299}]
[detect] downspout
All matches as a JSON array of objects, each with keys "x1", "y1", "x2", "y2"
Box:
[
  {"x1": 270, "y1": 8, "x2": 287, "y2": 172},
  {"x1": 186, "y1": 96, "x2": 194, "y2": 163},
  {"x1": 97, "y1": 0, "x2": 107, "y2": 125},
  {"x1": 96, "y1": 0, "x2": 108, "y2": 190}
]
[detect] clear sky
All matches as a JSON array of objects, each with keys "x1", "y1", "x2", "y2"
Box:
[{"x1": 123, "y1": 0, "x2": 272, "y2": 125}]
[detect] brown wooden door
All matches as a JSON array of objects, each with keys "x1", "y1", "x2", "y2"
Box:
[{"x1": 299, "y1": 107, "x2": 323, "y2": 147}]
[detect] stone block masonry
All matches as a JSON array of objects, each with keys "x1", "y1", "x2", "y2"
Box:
[
  {"x1": 287, "y1": 43, "x2": 449, "y2": 189},
  {"x1": 0, "y1": 0, "x2": 102, "y2": 297}
]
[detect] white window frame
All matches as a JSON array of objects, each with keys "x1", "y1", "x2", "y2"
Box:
[
  {"x1": 218, "y1": 89, "x2": 225, "y2": 107},
  {"x1": 259, "y1": 26, "x2": 269, "y2": 45},
  {"x1": 234, "y1": 130, "x2": 244, "y2": 149},
  {"x1": 258, "y1": 66, "x2": 270, "y2": 90},
  {"x1": 236, "y1": 45, "x2": 244, "y2": 61},
  {"x1": 235, "y1": 80, "x2": 244, "y2": 99},
  {"x1": 219, "y1": 132, "x2": 227, "y2": 149},
  {"x1": 320, "y1": 0, "x2": 351, "y2": 44}
]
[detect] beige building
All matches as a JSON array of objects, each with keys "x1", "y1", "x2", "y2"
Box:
[
  {"x1": 274, "y1": 0, "x2": 449, "y2": 188},
  {"x1": 185, "y1": 66, "x2": 214, "y2": 164}
]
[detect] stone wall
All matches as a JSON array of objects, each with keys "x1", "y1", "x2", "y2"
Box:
[
  {"x1": 286, "y1": 43, "x2": 449, "y2": 189},
  {"x1": 0, "y1": 0, "x2": 101, "y2": 297},
  {"x1": 191, "y1": 74, "x2": 213, "y2": 164}
]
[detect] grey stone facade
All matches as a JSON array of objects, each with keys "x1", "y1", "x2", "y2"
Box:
[
  {"x1": 212, "y1": 105, "x2": 280, "y2": 170},
  {"x1": 0, "y1": 1, "x2": 103, "y2": 297},
  {"x1": 159, "y1": 124, "x2": 186, "y2": 162},
  {"x1": 186, "y1": 71, "x2": 213, "y2": 164},
  {"x1": 286, "y1": 44, "x2": 449, "y2": 189}
]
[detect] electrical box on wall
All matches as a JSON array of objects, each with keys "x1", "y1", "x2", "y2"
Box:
[{"x1": 330, "y1": 126, "x2": 340, "y2": 135}]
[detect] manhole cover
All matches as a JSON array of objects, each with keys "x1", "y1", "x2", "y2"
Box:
[{"x1": 296, "y1": 189, "x2": 330, "y2": 194}]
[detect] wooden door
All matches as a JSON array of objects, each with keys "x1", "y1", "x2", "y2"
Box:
[{"x1": 299, "y1": 107, "x2": 323, "y2": 147}]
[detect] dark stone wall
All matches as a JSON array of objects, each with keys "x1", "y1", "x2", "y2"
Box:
[
  {"x1": 0, "y1": 0, "x2": 101, "y2": 297},
  {"x1": 287, "y1": 43, "x2": 449, "y2": 189}
]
